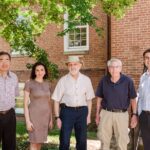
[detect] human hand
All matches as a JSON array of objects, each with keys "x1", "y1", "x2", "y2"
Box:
[
  {"x1": 56, "y1": 118, "x2": 62, "y2": 129},
  {"x1": 49, "y1": 119, "x2": 53, "y2": 130},
  {"x1": 95, "y1": 114, "x2": 100, "y2": 126},
  {"x1": 130, "y1": 115, "x2": 138, "y2": 128},
  {"x1": 26, "y1": 120, "x2": 34, "y2": 132},
  {"x1": 87, "y1": 115, "x2": 91, "y2": 125}
]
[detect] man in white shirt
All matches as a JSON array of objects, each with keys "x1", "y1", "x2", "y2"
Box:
[
  {"x1": 0, "y1": 51, "x2": 19, "y2": 150},
  {"x1": 52, "y1": 56, "x2": 95, "y2": 150}
]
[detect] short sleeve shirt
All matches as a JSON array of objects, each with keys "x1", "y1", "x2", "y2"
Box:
[
  {"x1": 52, "y1": 73, "x2": 95, "y2": 107},
  {"x1": 96, "y1": 74, "x2": 137, "y2": 109}
]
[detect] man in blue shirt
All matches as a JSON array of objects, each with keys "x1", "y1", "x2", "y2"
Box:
[{"x1": 95, "y1": 58, "x2": 137, "y2": 150}]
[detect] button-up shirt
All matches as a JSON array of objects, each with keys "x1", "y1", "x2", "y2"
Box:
[
  {"x1": 138, "y1": 71, "x2": 150, "y2": 115},
  {"x1": 52, "y1": 73, "x2": 95, "y2": 107},
  {"x1": 0, "y1": 71, "x2": 19, "y2": 111}
]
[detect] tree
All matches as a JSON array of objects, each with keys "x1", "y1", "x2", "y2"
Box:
[{"x1": 0, "y1": 0, "x2": 137, "y2": 80}]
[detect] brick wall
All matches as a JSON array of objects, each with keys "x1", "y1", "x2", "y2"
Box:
[
  {"x1": 1, "y1": 1, "x2": 150, "y2": 120},
  {"x1": 2, "y1": 0, "x2": 150, "y2": 119},
  {"x1": 111, "y1": 0, "x2": 150, "y2": 88},
  {"x1": 0, "y1": 5, "x2": 107, "y2": 120},
  {"x1": 1, "y1": 1, "x2": 149, "y2": 89},
  {"x1": 0, "y1": 5, "x2": 107, "y2": 74}
]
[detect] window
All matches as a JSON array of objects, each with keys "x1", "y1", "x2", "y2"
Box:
[
  {"x1": 64, "y1": 14, "x2": 89, "y2": 53},
  {"x1": 11, "y1": 50, "x2": 21, "y2": 56},
  {"x1": 11, "y1": 49, "x2": 27, "y2": 57}
]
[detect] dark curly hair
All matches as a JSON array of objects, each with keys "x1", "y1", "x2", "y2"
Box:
[{"x1": 30, "y1": 62, "x2": 48, "y2": 79}]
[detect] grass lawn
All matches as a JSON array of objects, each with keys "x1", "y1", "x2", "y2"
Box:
[{"x1": 16, "y1": 121, "x2": 97, "y2": 150}]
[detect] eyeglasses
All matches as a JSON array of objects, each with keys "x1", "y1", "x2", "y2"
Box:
[
  {"x1": 144, "y1": 56, "x2": 150, "y2": 60},
  {"x1": 109, "y1": 66, "x2": 121, "y2": 69}
]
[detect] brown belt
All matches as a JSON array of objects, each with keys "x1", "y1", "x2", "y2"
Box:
[{"x1": 0, "y1": 108, "x2": 12, "y2": 115}]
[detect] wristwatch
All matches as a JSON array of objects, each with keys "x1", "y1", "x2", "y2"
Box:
[
  {"x1": 55, "y1": 116, "x2": 60, "y2": 120},
  {"x1": 132, "y1": 113, "x2": 138, "y2": 116}
]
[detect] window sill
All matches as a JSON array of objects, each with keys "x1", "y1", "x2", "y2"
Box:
[
  {"x1": 64, "y1": 50, "x2": 89, "y2": 55},
  {"x1": 11, "y1": 54, "x2": 28, "y2": 58}
]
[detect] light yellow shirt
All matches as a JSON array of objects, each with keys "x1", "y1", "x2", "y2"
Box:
[{"x1": 52, "y1": 73, "x2": 95, "y2": 107}]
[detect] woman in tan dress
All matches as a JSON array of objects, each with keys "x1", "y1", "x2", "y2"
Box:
[{"x1": 24, "y1": 62, "x2": 53, "y2": 150}]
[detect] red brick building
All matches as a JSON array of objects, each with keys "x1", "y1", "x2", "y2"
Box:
[{"x1": 0, "y1": 0, "x2": 149, "y2": 117}]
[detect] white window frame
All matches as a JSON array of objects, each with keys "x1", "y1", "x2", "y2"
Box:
[
  {"x1": 64, "y1": 14, "x2": 89, "y2": 53},
  {"x1": 11, "y1": 51, "x2": 21, "y2": 56},
  {"x1": 11, "y1": 49, "x2": 27, "y2": 57}
]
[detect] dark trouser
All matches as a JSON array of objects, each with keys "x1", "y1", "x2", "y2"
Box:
[
  {"x1": 0, "y1": 108, "x2": 16, "y2": 150},
  {"x1": 139, "y1": 111, "x2": 150, "y2": 150},
  {"x1": 59, "y1": 106, "x2": 88, "y2": 150}
]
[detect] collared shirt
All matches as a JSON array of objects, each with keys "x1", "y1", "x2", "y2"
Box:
[
  {"x1": 0, "y1": 71, "x2": 19, "y2": 111},
  {"x1": 138, "y1": 71, "x2": 150, "y2": 115},
  {"x1": 52, "y1": 72, "x2": 95, "y2": 107},
  {"x1": 96, "y1": 74, "x2": 137, "y2": 110}
]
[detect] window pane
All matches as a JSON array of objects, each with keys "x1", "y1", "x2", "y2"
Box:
[
  {"x1": 69, "y1": 30, "x2": 75, "y2": 35},
  {"x1": 81, "y1": 33, "x2": 86, "y2": 39},
  {"x1": 69, "y1": 41, "x2": 75, "y2": 47},
  {"x1": 81, "y1": 28, "x2": 86, "y2": 33},
  {"x1": 81, "y1": 40, "x2": 86, "y2": 46},
  {"x1": 75, "y1": 28, "x2": 80, "y2": 34},
  {"x1": 69, "y1": 34, "x2": 74, "y2": 40},
  {"x1": 74, "y1": 40, "x2": 80, "y2": 46},
  {"x1": 75, "y1": 34, "x2": 80, "y2": 40}
]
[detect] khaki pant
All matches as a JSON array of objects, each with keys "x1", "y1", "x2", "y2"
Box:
[{"x1": 97, "y1": 109, "x2": 129, "y2": 150}]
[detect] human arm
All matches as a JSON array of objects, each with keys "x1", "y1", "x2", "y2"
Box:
[
  {"x1": 24, "y1": 90, "x2": 34, "y2": 131},
  {"x1": 87, "y1": 100, "x2": 92, "y2": 125},
  {"x1": 48, "y1": 99, "x2": 53, "y2": 129},
  {"x1": 85, "y1": 77, "x2": 95, "y2": 125},
  {"x1": 54, "y1": 101, "x2": 62, "y2": 129},
  {"x1": 130, "y1": 98, "x2": 138, "y2": 128},
  {"x1": 52, "y1": 77, "x2": 65, "y2": 129},
  {"x1": 95, "y1": 97, "x2": 102, "y2": 126},
  {"x1": 137, "y1": 77, "x2": 143, "y2": 115}
]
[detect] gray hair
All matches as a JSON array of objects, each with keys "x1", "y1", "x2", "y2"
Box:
[{"x1": 107, "y1": 58, "x2": 122, "y2": 67}]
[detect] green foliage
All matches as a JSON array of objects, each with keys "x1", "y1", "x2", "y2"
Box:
[
  {"x1": 0, "y1": 0, "x2": 137, "y2": 39},
  {"x1": 100, "y1": 0, "x2": 137, "y2": 18},
  {"x1": 0, "y1": 0, "x2": 136, "y2": 80},
  {"x1": 0, "y1": 1, "x2": 59, "y2": 80},
  {"x1": 16, "y1": 121, "x2": 29, "y2": 150}
]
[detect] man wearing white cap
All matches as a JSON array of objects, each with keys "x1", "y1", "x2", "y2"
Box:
[{"x1": 52, "y1": 55, "x2": 95, "y2": 150}]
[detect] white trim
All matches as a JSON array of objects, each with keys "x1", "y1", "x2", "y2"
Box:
[
  {"x1": 11, "y1": 49, "x2": 27, "y2": 57},
  {"x1": 64, "y1": 14, "x2": 89, "y2": 53}
]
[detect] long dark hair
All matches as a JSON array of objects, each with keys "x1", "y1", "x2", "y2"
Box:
[
  {"x1": 30, "y1": 62, "x2": 48, "y2": 79},
  {"x1": 143, "y1": 49, "x2": 150, "y2": 73}
]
